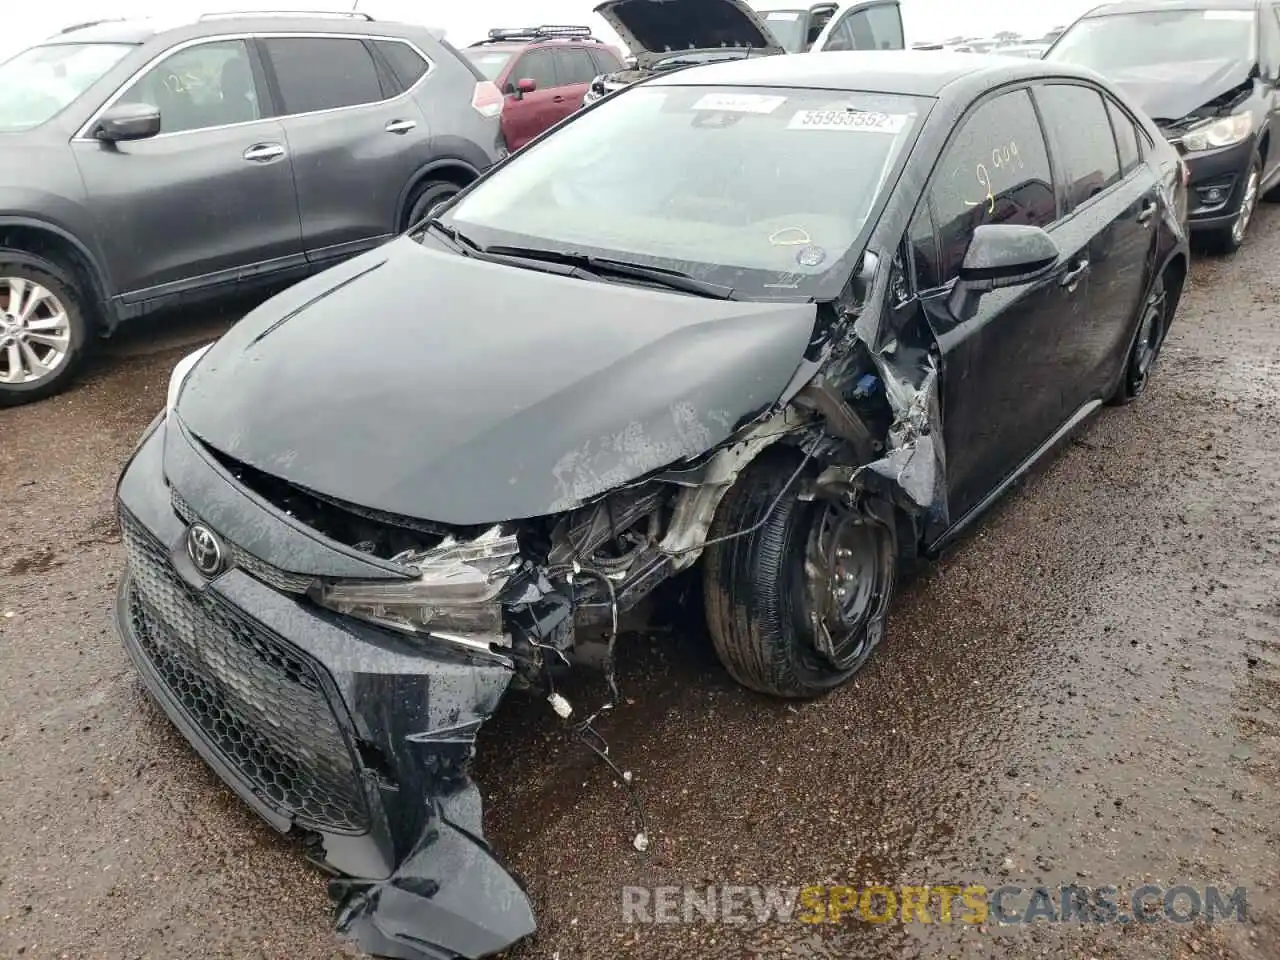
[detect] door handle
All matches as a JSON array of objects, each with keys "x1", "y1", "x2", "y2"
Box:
[
  {"x1": 243, "y1": 143, "x2": 286, "y2": 163},
  {"x1": 1137, "y1": 199, "x2": 1158, "y2": 224},
  {"x1": 552, "y1": 95, "x2": 566, "y2": 103},
  {"x1": 1059, "y1": 258, "x2": 1090, "y2": 291},
  {"x1": 385, "y1": 119, "x2": 417, "y2": 134}
]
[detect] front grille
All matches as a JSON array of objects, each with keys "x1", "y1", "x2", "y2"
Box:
[
  {"x1": 170, "y1": 491, "x2": 314, "y2": 594},
  {"x1": 120, "y1": 509, "x2": 369, "y2": 834}
]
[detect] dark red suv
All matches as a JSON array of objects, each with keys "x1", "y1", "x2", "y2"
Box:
[{"x1": 462, "y1": 26, "x2": 624, "y2": 150}]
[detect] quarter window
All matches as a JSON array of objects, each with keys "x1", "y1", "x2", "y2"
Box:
[
  {"x1": 117, "y1": 40, "x2": 261, "y2": 134},
  {"x1": 263, "y1": 37, "x2": 384, "y2": 114},
  {"x1": 930, "y1": 88, "x2": 1056, "y2": 282},
  {"x1": 1106, "y1": 99, "x2": 1142, "y2": 175},
  {"x1": 374, "y1": 39, "x2": 429, "y2": 91},
  {"x1": 908, "y1": 205, "x2": 940, "y2": 291},
  {"x1": 511, "y1": 49, "x2": 559, "y2": 91},
  {"x1": 557, "y1": 48, "x2": 600, "y2": 85},
  {"x1": 1035, "y1": 84, "x2": 1123, "y2": 210}
]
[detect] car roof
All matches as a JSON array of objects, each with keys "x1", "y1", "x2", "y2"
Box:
[
  {"x1": 1079, "y1": 0, "x2": 1254, "y2": 17},
  {"x1": 648, "y1": 50, "x2": 1103, "y2": 98},
  {"x1": 35, "y1": 12, "x2": 436, "y2": 49}
]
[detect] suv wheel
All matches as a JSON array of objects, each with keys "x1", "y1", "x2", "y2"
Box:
[
  {"x1": 405, "y1": 180, "x2": 464, "y2": 230},
  {"x1": 703, "y1": 450, "x2": 897, "y2": 699},
  {"x1": 0, "y1": 251, "x2": 91, "y2": 407}
]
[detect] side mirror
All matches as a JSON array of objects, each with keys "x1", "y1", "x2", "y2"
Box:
[
  {"x1": 515, "y1": 78, "x2": 537, "y2": 99},
  {"x1": 96, "y1": 103, "x2": 162, "y2": 143},
  {"x1": 948, "y1": 224, "x2": 1059, "y2": 321}
]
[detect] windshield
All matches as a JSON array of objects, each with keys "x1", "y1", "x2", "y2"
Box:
[
  {"x1": 445, "y1": 84, "x2": 925, "y2": 299},
  {"x1": 1047, "y1": 9, "x2": 1256, "y2": 71},
  {"x1": 759, "y1": 10, "x2": 808, "y2": 52},
  {"x1": 0, "y1": 42, "x2": 133, "y2": 132},
  {"x1": 462, "y1": 49, "x2": 516, "y2": 81}
]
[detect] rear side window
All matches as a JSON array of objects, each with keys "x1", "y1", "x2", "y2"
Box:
[
  {"x1": 557, "y1": 48, "x2": 600, "y2": 85},
  {"x1": 374, "y1": 40, "x2": 429, "y2": 91},
  {"x1": 1106, "y1": 98, "x2": 1142, "y2": 175},
  {"x1": 590, "y1": 47, "x2": 623, "y2": 73},
  {"x1": 263, "y1": 37, "x2": 384, "y2": 114},
  {"x1": 930, "y1": 88, "x2": 1056, "y2": 282},
  {"x1": 510, "y1": 49, "x2": 558, "y2": 91},
  {"x1": 1036, "y1": 84, "x2": 1122, "y2": 210}
]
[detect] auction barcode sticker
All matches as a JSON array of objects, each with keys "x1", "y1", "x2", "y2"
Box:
[
  {"x1": 691, "y1": 93, "x2": 787, "y2": 113},
  {"x1": 788, "y1": 109, "x2": 911, "y2": 133}
]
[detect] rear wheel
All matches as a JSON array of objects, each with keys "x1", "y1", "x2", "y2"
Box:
[
  {"x1": 703, "y1": 450, "x2": 897, "y2": 699},
  {"x1": 1111, "y1": 273, "x2": 1169, "y2": 405},
  {"x1": 0, "y1": 252, "x2": 92, "y2": 407},
  {"x1": 404, "y1": 179, "x2": 464, "y2": 231}
]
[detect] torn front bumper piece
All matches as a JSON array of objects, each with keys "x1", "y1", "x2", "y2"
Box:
[{"x1": 113, "y1": 426, "x2": 535, "y2": 960}]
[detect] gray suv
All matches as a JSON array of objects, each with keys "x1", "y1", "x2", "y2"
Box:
[{"x1": 0, "y1": 11, "x2": 506, "y2": 405}]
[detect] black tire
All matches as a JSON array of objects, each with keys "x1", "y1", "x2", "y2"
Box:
[
  {"x1": 404, "y1": 179, "x2": 464, "y2": 231},
  {"x1": 1110, "y1": 272, "x2": 1169, "y2": 406},
  {"x1": 1201, "y1": 152, "x2": 1261, "y2": 255},
  {"x1": 703, "y1": 449, "x2": 897, "y2": 699},
  {"x1": 0, "y1": 250, "x2": 93, "y2": 407}
]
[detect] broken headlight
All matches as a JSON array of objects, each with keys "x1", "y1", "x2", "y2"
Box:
[
  {"x1": 310, "y1": 526, "x2": 521, "y2": 647},
  {"x1": 1179, "y1": 113, "x2": 1252, "y2": 153}
]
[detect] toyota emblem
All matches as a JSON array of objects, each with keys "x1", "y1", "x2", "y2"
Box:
[{"x1": 186, "y1": 523, "x2": 225, "y2": 577}]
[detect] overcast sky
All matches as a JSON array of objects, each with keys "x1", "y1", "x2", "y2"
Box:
[{"x1": 2, "y1": 0, "x2": 1097, "y2": 61}]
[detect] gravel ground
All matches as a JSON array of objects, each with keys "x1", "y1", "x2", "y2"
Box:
[{"x1": 1, "y1": 213, "x2": 1277, "y2": 960}]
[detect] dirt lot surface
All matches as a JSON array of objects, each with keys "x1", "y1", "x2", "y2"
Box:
[{"x1": 1, "y1": 214, "x2": 1278, "y2": 960}]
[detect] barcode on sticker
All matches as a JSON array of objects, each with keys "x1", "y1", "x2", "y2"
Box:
[
  {"x1": 788, "y1": 109, "x2": 911, "y2": 133},
  {"x1": 692, "y1": 93, "x2": 786, "y2": 114}
]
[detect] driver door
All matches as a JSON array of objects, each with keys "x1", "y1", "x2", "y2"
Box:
[{"x1": 72, "y1": 38, "x2": 304, "y2": 304}]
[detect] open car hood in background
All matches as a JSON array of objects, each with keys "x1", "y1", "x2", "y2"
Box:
[{"x1": 593, "y1": 0, "x2": 785, "y2": 68}]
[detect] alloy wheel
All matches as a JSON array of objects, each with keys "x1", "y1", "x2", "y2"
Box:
[
  {"x1": 0, "y1": 277, "x2": 71, "y2": 385},
  {"x1": 1231, "y1": 165, "x2": 1260, "y2": 245},
  {"x1": 1129, "y1": 282, "x2": 1168, "y2": 397}
]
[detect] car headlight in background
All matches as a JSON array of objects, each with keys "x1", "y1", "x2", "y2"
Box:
[
  {"x1": 311, "y1": 526, "x2": 522, "y2": 651},
  {"x1": 166, "y1": 344, "x2": 213, "y2": 420},
  {"x1": 1179, "y1": 113, "x2": 1253, "y2": 152}
]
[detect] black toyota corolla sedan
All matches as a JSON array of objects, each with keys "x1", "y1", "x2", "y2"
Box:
[{"x1": 113, "y1": 52, "x2": 1188, "y2": 960}]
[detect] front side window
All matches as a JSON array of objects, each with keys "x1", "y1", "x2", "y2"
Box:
[
  {"x1": 116, "y1": 40, "x2": 260, "y2": 134},
  {"x1": 1046, "y1": 9, "x2": 1256, "y2": 77},
  {"x1": 825, "y1": 5, "x2": 903, "y2": 50},
  {"x1": 556, "y1": 48, "x2": 599, "y2": 86},
  {"x1": 1036, "y1": 84, "x2": 1122, "y2": 210},
  {"x1": 0, "y1": 42, "x2": 133, "y2": 132},
  {"x1": 931, "y1": 88, "x2": 1056, "y2": 282},
  {"x1": 590, "y1": 47, "x2": 623, "y2": 73},
  {"x1": 511, "y1": 49, "x2": 558, "y2": 91},
  {"x1": 262, "y1": 37, "x2": 383, "y2": 114},
  {"x1": 445, "y1": 84, "x2": 925, "y2": 298}
]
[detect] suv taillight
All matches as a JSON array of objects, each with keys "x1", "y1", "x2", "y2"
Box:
[{"x1": 472, "y1": 81, "x2": 504, "y2": 119}]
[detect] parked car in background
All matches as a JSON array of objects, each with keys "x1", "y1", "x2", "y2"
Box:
[
  {"x1": 118, "y1": 49, "x2": 1187, "y2": 960},
  {"x1": 1046, "y1": 0, "x2": 1280, "y2": 253},
  {"x1": 583, "y1": 0, "x2": 786, "y2": 105},
  {"x1": 995, "y1": 41, "x2": 1050, "y2": 58},
  {"x1": 752, "y1": 0, "x2": 904, "y2": 53},
  {"x1": 461, "y1": 26, "x2": 624, "y2": 150},
  {"x1": 0, "y1": 10, "x2": 505, "y2": 406}
]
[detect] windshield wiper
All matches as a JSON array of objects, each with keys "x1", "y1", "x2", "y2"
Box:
[
  {"x1": 482, "y1": 245, "x2": 736, "y2": 299},
  {"x1": 424, "y1": 218, "x2": 483, "y2": 256}
]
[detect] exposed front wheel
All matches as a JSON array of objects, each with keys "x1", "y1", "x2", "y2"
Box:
[
  {"x1": 404, "y1": 180, "x2": 463, "y2": 231},
  {"x1": 703, "y1": 450, "x2": 897, "y2": 699},
  {"x1": 0, "y1": 252, "x2": 92, "y2": 407}
]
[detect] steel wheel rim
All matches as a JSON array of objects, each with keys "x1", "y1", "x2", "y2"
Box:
[
  {"x1": 801, "y1": 504, "x2": 892, "y2": 671},
  {"x1": 0, "y1": 278, "x2": 71, "y2": 385},
  {"x1": 1232, "y1": 167, "x2": 1259, "y2": 244}
]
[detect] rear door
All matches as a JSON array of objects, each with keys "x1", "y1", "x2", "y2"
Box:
[
  {"x1": 910, "y1": 87, "x2": 1082, "y2": 524},
  {"x1": 1033, "y1": 82, "x2": 1157, "y2": 413},
  {"x1": 258, "y1": 34, "x2": 435, "y2": 267},
  {"x1": 72, "y1": 38, "x2": 304, "y2": 302},
  {"x1": 815, "y1": 1, "x2": 904, "y2": 51},
  {"x1": 503, "y1": 47, "x2": 560, "y2": 149}
]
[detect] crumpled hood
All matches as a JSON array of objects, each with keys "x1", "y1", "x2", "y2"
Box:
[
  {"x1": 1108, "y1": 58, "x2": 1254, "y2": 124},
  {"x1": 178, "y1": 237, "x2": 816, "y2": 525},
  {"x1": 594, "y1": 0, "x2": 784, "y2": 68}
]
